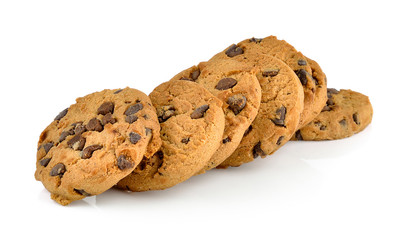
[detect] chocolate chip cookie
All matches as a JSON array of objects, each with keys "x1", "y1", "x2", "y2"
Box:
[
  {"x1": 215, "y1": 52, "x2": 304, "y2": 168},
  {"x1": 170, "y1": 59, "x2": 262, "y2": 173},
  {"x1": 210, "y1": 36, "x2": 327, "y2": 128},
  {"x1": 292, "y1": 89, "x2": 373, "y2": 140},
  {"x1": 116, "y1": 80, "x2": 225, "y2": 191},
  {"x1": 35, "y1": 87, "x2": 161, "y2": 205}
]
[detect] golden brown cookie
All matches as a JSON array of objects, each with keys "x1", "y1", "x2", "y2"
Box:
[
  {"x1": 170, "y1": 59, "x2": 262, "y2": 173},
  {"x1": 210, "y1": 36, "x2": 327, "y2": 128},
  {"x1": 116, "y1": 80, "x2": 225, "y2": 191},
  {"x1": 35, "y1": 87, "x2": 161, "y2": 205},
  {"x1": 215, "y1": 52, "x2": 304, "y2": 168},
  {"x1": 293, "y1": 89, "x2": 373, "y2": 140}
]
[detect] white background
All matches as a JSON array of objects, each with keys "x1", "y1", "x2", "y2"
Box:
[{"x1": 1, "y1": 0, "x2": 410, "y2": 239}]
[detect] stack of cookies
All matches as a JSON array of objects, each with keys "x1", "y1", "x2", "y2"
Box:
[{"x1": 35, "y1": 36, "x2": 373, "y2": 205}]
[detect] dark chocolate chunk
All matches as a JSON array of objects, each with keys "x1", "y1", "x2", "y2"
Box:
[
  {"x1": 39, "y1": 158, "x2": 51, "y2": 167},
  {"x1": 158, "y1": 105, "x2": 176, "y2": 123},
  {"x1": 249, "y1": 37, "x2": 262, "y2": 43},
  {"x1": 59, "y1": 131, "x2": 72, "y2": 143},
  {"x1": 67, "y1": 134, "x2": 86, "y2": 151},
  {"x1": 222, "y1": 137, "x2": 231, "y2": 144},
  {"x1": 262, "y1": 69, "x2": 280, "y2": 77},
  {"x1": 190, "y1": 104, "x2": 209, "y2": 119},
  {"x1": 190, "y1": 69, "x2": 200, "y2": 81},
  {"x1": 117, "y1": 155, "x2": 134, "y2": 170},
  {"x1": 215, "y1": 78, "x2": 238, "y2": 90},
  {"x1": 227, "y1": 94, "x2": 247, "y2": 115},
  {"x1": 353, "y1": 113, "x2": 360, "y2": 125},
  {"x1": 125, "y1": 114, "x2": 138, "y2": 124},
  {"x1": 271, "y1": 106, "x2": 287, "y2": 127},
  {"x1": 50, "y1": 163, "x2": 66, "y2": 177},
  {"x1": 97, "y1": 102, "x2": 114, "y2": 115},
  {"x1": 43, "y1": 142, "x2": 54, "y2": 154},
  {"x1": 180, "y1": 77, "x2": 195, "y2": 81},
  {"x1": 86, "y1": 118, "x2": 103, "y2": 132},
  {"x1": 322, "y1": 105, "x2": 331, "y2": 112},
  {"x1": 252, "y1": 142, "x2": 266, "y2": 159},
  {"x1": 298, "y1": 59, "x2": 307, "y2": 66},
  {"x1": 314, "y1": 121, "x2": 326, "y2": 130},
  {"x1": 124, "y1": 103, "x2": 143, "y2": 116},
  {"x1": 145, "y1": 128, "x2": 152, "y2": 136},
  {"x1": 294, "y1": 69, "x2": 308, "y2": 85},
  {"x1": 243, "y1": 125, "x2": 253, "y2": 137},
  {"x1": 129, "y1": 132, "x2": 141, "y2": 144},
  {"x1": 295, "y1": 130, "x2": 303, "y2": 141},
  {"x1": 312, "y1": 76, "x2": 319, "y2": 85},
  {"x1": 181, "y1": 138, "x2": 190, "y2": 144},
  {"x1": 81, "y1": 145, "x2": 103, "y2": 159},
  {"x1": 339, "y1": 119, "x2": 347, "y2": 126},
  {"x1": 327, "y1": 88, "x2": 339, "y2": 96},
  {"x1": 74, "y1": 189, "x2": 92, "y2": 197},
  {"x1": 74, "y1": 123, "x2": 86, "y2": 135},
  {"x1": 225, "y1": 44, "x2": 244, "y2": 57},
  {"x1": 54, "y1": 108, "x2": 68, "y2": 121},
  {"x1": 114, "y1": 89, "x2": 123, "y2": 94},
  {"x1": 102, "y1": 113, "x2": 117, "y2": 125},
  {"x1": 276, "y1": 136, "x2": 284, "y2": 145}
]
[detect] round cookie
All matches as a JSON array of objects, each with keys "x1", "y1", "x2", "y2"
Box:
[
  {"x1": 35, "y1": 87, "x2": 161, "y2": 205},
  {"x1": 216, "y1": 52, "x2": 304, "y2": 168},
  {"x1": 292, "y1": 89, "x2": 373, "y2": 141},
  {"x1": 210, "y1": 36, "x2": 327, "y2": 128},
  {"x1": 116, "y1": 80, "x2": 225, "y2": 191},
  {"x1": 170, "y1": 59, "x2": 262, "y2": 173}
]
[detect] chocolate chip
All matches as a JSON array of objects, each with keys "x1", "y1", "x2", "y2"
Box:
[
  {"x1": 67, "y1": 134, "x2": 86, "y2": 151},
  {"x1": 227, "y1": 94, "x2": 247, "y2": 115},
  {"x1": 180, "y1": 77, "x2": 195, "y2": 81},
  {"x1": 249, "y1": 37, "x2": 262, "y2": 43},
  {"x1": 190, "y1": 104, "x2": 209, "y2": 119},
  {"x1": 276, "y1": 136, "x2": 284, "y2": 145},
  {"x1": 86, "y1": 118, "x2": 103, "y2": 132},
  {"x1": 181, "y1": 138, "x2": 190, "y2": 144},
  {"x1": 294, "y1": 69, "x2": 308, "y2": 85},
  {"x1": 298, "y1": 59, "x2": 307, "y2": 66},
  {"x1": 59, "y1": 131, "x2": 72, "y2": 143},
  {"x1": 81, "y1": 145, "x2": 103, "y2": 159},
  {"x1": 295, "y1": 130, "x2": 303, "y2": 141},
  {"x1": 129, "y1": 132, "x2": 141, "y2": 144},
  {"x1": 97, "y1": 102, "x2": 114, "y2": 115},
  {"x1": 271, "y1": 106, "x2": 287, "y2": 127},
  {"x1": 114, "y1": 89, "x2": 123, "y2": 94},
  {"x1": 158, "y1": 105, "x2": 176, "y2": 123},
  {"x1": 327, "y1": 88, "x2": 339, "y2": 96},
  {"x1": 43, "y1": 142, "x2": 54, "y2": 154},
  {"x1": 353, "y1": 113, "x2": 360, "y2": 125},
  {"x1": 243, "y1": 125, "x2": 253, "y2": 137},
  {"x1": 314, "y1": 121, "x2": 326, "y2": 130},
  {"x1": 215, "y1": 78, "x2": 238, "y2": 90},
  {"x1": 39, "y1": 158, "x2": 51, "y2": 167},
  {"x1": 125, "y1": 115, "x2": 138, "y2": 124},
  {"x1": 322, "y1": 105, "x2": 331, "y2": 112},
  {"x1": 222, "y1": 137, "x2": 231, "y2": 144},
  {"x1": 117, "y1": 155, "x2": 134, "y2": 170},
  {"x1": 50, "y1": 163, "x2": 66, "y2": 177},
  {"x1": 190, "y1": 69, "x2": 200, "y2": 81},
  {"x1": 225, "y1": 44, "x2": 243, "y2": 57},
  {"x1": 339, "y1": 119, "x2": 347, "y2": 126},
  {"x1": 313, "y1": 76, "x2": 319, "y2": 85},
  {"x1": 124, "y1": 103, "x2": 143, "y2": 116},
  {"x1": 145, "y1": 128, "x2": 152, "y2": 136},
  {"x1": 102, "y1": 113, "x2": 117, "y2": 125},
  {"x1": 262, "y1": 69, "x2": 280, "y2": 77},
  {"x1": 252, "y1": 142, "x2": 266, "y2": 159},
  {"x1": 54, "y1": 108, "x2": 68, "y2": 121},
  {"x1": 74, "y1": 189, "x2": 92, "y2": 197},
  {"x1": 74, "y1": 123, "x2": 86, "y2": 135}
]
